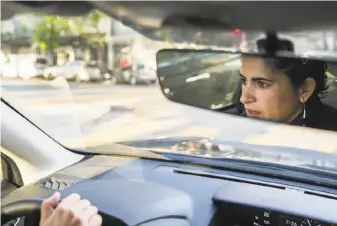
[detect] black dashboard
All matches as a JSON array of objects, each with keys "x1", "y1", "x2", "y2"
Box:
[{"x1": 2, "y1": 155, "x2": 337, "y2": 226}]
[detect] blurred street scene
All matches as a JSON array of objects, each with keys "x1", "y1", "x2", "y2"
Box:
[
  {"x1": 2, "y1": 10, "x2": 337, "y2": 152},
  {"x1": 0, "y1": 10, "x2": 250, "y2": 149}
]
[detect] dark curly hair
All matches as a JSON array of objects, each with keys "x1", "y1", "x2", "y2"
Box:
[{"x1": 263, "y1": 58, "x2": 330, "y2": 98}]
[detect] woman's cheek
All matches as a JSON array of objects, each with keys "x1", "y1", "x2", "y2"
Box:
[{"x1": 257, "y1": 89, "x2": 278, "y2": 117}]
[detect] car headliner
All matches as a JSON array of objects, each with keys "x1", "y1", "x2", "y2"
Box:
[{"x1": 2, "y1": 1, "x2": 337, "y2": 42}]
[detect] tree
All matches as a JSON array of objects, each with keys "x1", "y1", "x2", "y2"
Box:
[
  {"x1": 30, "y1": 11, "x2": 108, "y2": 64},
  {"x1": 31, "y1": 15, "x2": 72, "y2": 64},
  {"x1": 156, "y1": 29, "x2": 173, "y2": 43},
  {"x1": 87, "y1": 10, "x2": 104, "y2": 32},
  {"x1": 86, "y1": 10, "x2": 107, "y2": 65},
  {"x1": 67, "y1": 10, "x2": 108, "y2": 65}
]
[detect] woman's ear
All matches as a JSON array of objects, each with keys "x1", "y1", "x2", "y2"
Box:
[{"x1": 299, "y1": 78, "x2": 316, "y2": 102}]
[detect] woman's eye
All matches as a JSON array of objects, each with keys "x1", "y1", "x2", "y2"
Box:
[
  {"x1": 257, "y1": 81, "x2": 269, "y2": 88},
  {"x1": 240, "y1": 78, "x2": 247, "y2": 85}
]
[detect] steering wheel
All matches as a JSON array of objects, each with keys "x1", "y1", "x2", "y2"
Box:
[{"x1": 1, "y1": 199, "x2": 43, "y2": 226}]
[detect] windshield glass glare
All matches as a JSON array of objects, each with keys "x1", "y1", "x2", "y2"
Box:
[{"x1": 1, "y1": 12, "x2": 337, "y2": 174}]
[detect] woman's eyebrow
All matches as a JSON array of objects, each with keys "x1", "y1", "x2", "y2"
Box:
[{"x1": 239, "y1": 72, "x2": 273, "y2": 82}]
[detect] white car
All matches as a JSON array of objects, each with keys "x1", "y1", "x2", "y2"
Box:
[
  {"x1": 43, "y1": 61, "x2": 101, "y2": 82},
  {"x1": 130, "y1": 63, "x2": 157, "y2": 85}
]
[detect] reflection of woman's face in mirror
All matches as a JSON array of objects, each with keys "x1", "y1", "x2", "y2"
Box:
[{"x1": 239, "y1": 56, "x2": 313, "y2": 123}]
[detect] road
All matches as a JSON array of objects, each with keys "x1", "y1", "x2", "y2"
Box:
[
  {"x1": 1, "y1": 78, "x2": 222, "y2": 148},
  {"x1": 2, "y1": 78, "x2": 337, "y2": 154}
]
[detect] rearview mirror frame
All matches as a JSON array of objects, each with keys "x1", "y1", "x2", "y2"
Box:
[{"x1": 156, "y1": 48, "x2": 245, "y2": 112}]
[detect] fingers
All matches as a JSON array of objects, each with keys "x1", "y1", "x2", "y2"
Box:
[
  {"x1": 47, "y1": 193, "x2": 102, "y2": 226},
  {"x1": 43, "y1": 192, "x2": 61, "y2": 207},
  {"x1": 71, "y1": 199, "x2": 92, "y2": 222},
  {"x1": 72, "y1": 199, "x2": 102, "y2": 225},
  {"x1": 47, "y1": 193, "x2": 81, "y2": 224},
  {"x1": 72, "y1": 205, "x2": 99, "y2": 225},
  {"x1": 40, "y1": 192, "x2": 61, "y2": 221},
  {"x1": 89, "y1": 214, "x2": 103, "y2": 226},
  {"x1": 72, "y1": 199, "x2": 91, "y2": 214},
  {"x1": 61, "y1": 193, "x2": 81, "y2": 207},
  {"x1": 50, "y1": 200, "x2": 79, "y2": 225}
]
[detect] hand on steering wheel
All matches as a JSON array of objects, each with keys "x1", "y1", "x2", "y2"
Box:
[{"x1": 40, "y1": 192, "x2": 102, "y2": 226}]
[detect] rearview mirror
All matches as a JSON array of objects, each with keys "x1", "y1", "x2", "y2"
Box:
[
  {"x1": 156, "y1": 49, "x2": 337, "y2": 132},
  {"x1": 156, "y1": 49, "x2": 243, "y2": 112}
]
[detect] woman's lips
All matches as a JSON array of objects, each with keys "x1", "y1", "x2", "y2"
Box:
[{"x1": 246, "y1": 109, "x2": 261, "y2": 118}]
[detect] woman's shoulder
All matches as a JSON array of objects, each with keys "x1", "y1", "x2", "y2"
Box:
[
  {"x1": 310, "y1": 103, "x2": 337, "y2": 132},
  {"x1": 321, "y1": 103, "x2": 337, "y2": 118}
]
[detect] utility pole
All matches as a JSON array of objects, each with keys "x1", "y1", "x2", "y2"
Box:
[
  {"x1": 48, "y1": 23, "x2": 55, "y2": 65},
  {"x1": 107, "y1": 17, "x2": 114, "y2": 71}
]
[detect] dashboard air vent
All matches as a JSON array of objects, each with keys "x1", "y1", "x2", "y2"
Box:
[{"x1": 40, "y1": 177, "x2": 74, "y2": 190}]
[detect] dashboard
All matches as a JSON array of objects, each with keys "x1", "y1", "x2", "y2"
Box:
[
  {"x1": 2, "y1": 155, "x2": 337, "y2": 226},
  {"x1": 212, "y1": 203, "x2": 335, "y2": 226}
]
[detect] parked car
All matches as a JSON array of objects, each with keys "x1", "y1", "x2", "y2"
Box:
[
  {"x1": 34, "y1": 57, "x2": 49, "y2": 78},
  {"x1": 115, "y1": 63, "x2": 157, "y2": 85},
  {"x1": 43, "y1": 60, "x2": 101, "y2": 82},
  {"x1": 96, "y1": 62, "x2": 114, "y2": 82},
  {"x1": 130, "y1": 63, "x2": 157, "y2": 85}
]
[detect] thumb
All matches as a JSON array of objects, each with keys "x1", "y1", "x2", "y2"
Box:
[{"x1": 40, "y1": 192, "x2": 60, "y2": 221}]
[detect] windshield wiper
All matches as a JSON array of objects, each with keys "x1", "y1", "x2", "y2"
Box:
[
  {"x1": 147, "y1": 150, "x2": 337, "y2": 190},
  {"x1": 86, "y1": 140, "x2": 337, "y2": 189}
]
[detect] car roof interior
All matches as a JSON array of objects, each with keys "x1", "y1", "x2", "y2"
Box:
[{"x1": 3, "y1": 1, "x2": 337, "y2": 37}]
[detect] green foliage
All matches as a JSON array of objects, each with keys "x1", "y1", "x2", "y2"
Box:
[
  {"x1": 156, "y1": 30, "x2": 172, "y2": 43},
  {"x1": 31, "y1": 15, "x2": 72, "y2": 52},
  {"x1": 87, "y1": 10, "x2": 105, "y2": 30},
  {"x1": 30, "y1": 10, "x2": 108, "y2": 53}
]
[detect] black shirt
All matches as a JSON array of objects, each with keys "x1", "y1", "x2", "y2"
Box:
[
  {"x1": 239, "y1": 98, "x2": 337, "y2": 132},
  {"x1": 290, "y1": 99, "x2": 337, "y2": 132}
]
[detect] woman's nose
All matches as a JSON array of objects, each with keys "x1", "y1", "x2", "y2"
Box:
[{"x1": 240, "y1": 85, "x2": 255, "y2": 104}]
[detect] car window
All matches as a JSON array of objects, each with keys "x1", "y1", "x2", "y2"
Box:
[
  {"x1": 35, "y1": 58, "x2": 47, "y2": 64},
  {"x1": 70, "y1": 61, "x2": 84, "y2": 66}
]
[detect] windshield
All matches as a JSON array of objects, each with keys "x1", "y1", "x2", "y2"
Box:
[{"x1": 2, "y1": 11, "x2": 337, "y2": 174}]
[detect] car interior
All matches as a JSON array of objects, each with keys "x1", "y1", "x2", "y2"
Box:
[{"x1": 2, "y1": 1, "x2": 337, "y2": 226}]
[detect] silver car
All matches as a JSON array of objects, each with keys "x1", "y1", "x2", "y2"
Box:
[{"x1": 43, "y1": 61, "x2": 101, "y2": 82}]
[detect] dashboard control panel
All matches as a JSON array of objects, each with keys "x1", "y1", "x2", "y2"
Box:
[{"x1": 211, "y1": 202, "x2": 335, "y2": 226}]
